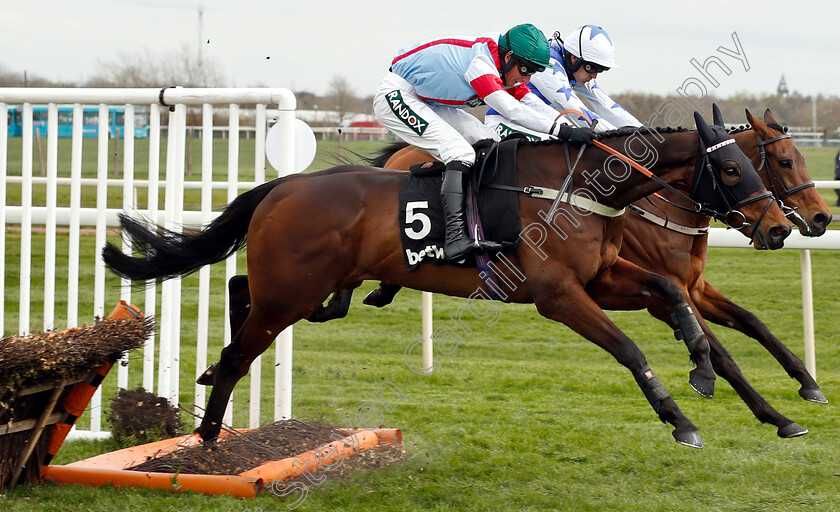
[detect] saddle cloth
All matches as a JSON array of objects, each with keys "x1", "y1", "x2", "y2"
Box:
[{"x1": 397, "y1": 139, "x2": 522, "y2": 271}]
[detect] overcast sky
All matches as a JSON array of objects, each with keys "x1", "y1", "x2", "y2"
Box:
[{"x1": 2, "y1": 0, "x2": 837, "y2": 101}]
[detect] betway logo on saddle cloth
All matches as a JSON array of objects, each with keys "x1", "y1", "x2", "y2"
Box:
[{"x1": 405, "y1": 244, "x2": 445, "y2": 266}]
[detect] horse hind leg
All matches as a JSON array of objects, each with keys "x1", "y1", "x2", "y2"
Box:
[
  {"x1": 307, "y1": 289, "x2": 353, "y2": 322},
  {"x1": 196, "y1": 307, "x2": 296, "y2": 441},
  {"x1": 197, "y1": 276, "x2": 352, "y2": 387},
  {"x1": 197, "y1": 274, "x2": 251, "y2": 386}
]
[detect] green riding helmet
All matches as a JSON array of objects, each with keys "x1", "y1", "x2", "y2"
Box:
[{"x1": 500, "y1": 23, "x2": 553, "y2": 72}]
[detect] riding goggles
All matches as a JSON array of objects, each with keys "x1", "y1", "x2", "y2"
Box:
[
  {"x1": 515, "y1": 58, "x2": 546, "y2": 76},
  {"x1": 582, "y1": 60, "x2": 609, "y2": 74}
]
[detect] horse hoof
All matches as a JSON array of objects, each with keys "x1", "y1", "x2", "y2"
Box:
[
  {"x1": 799, "y1": 386, "x2": 828, "y2": 404},
  {"x1": 196, "y1": 363, "x2": 218, "y2": 386},
  {"x1": 363, "y1": 289, "x2": 385, "y2": 307},
  {"x1": 673, "y1": 429, "x2": 703, "y2": 448},
  {"x1": 689, "y1": 369, "x2": 715, "y2": 398},
  {"x1": 778, "y1": 422, "x2": 808, "y2": 438}
]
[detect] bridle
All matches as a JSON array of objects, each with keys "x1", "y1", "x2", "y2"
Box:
[
  {"x1": 592, "y1": 133, "x2": 774, "y2": 245},
  {"x1": 752, "y1": 131, "x2": 815, "y2": 225},
  {"x1": 689, "y1": 138, "x2": 775, "y2": 243},
  {"x1": 551, "y1": 109, "x2": 778, "y2": 247}
]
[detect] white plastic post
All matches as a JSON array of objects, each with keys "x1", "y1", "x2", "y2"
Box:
[
  {"x1": 19, "y1": 103, "x2": 33, "y2": 336},
  {"x1": 0, "y1": 102, "x2": 6, "y2": 336},
  {"x1": 90, "y1": 103, "x2": 110, "y2": 432},
  {"x1": 67, "y1": 104, "x2": 83, "y2": 330},
  {"x1": 800, "y1": 249, "x2": 816, "y2": 380},
  {"x1": 43, "y1": 103, "x2": 58, "y2": 331},
  {"x1": 195, "y1": 103, "x2": 213, "y2": 427},
  {"x1": 143, "y1": 103, "x2": 160, "y2": 393},
  {"x1": 273, "y1": 95, "x2": 296, "y2": 421},
  {"x1": 422, "y1": 292, "x2": 434, "y2": 373}
]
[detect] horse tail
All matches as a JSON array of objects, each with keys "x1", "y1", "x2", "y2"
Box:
[
  {"x1": 102, "y1": 179, "x2": 282, "y2": 282},
  {"x1": 367, "y1": 141, "x2": 410, "y2": 167}
]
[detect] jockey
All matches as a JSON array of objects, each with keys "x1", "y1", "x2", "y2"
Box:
[
  {"x1": 373, "y1": 23, "x2": 596, "y2": 262},
  {"x1": 485, "y1": 25, "x2": 642, "y2": 139}
]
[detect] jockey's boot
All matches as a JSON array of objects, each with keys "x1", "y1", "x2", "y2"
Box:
[{"x1": 441, "y1": 161, "x2": 503, "y2": 261}]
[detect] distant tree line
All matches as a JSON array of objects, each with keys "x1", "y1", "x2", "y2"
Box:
[
  {"x1": 614, "y1": 91, "x2": 840, "y2": 134},
  {"x1": 2, "y1": 51, "x2": 838, "y2": 133}
]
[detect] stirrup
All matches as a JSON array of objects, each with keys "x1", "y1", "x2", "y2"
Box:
[{"x1": 473, "y1": 239, "x2": 503, "y2": 253}]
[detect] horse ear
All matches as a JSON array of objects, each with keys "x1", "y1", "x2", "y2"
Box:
[
  {"x1": 694, "y1": 111, "x2": 715, "y2": 144},
  {"x1": 745, "y1": 108, "x2": 761, "y2": 129},
  {"x1": 764, "y1": 108, "x2": 779, "y2": 126},
  {"x1": 712, "y1": 103, "x2": 725, "y2": 127}
]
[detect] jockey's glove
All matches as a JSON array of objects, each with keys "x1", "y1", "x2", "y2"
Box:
[{"x1": 551, "y1": 121, "x2": 597, "y2": 146}]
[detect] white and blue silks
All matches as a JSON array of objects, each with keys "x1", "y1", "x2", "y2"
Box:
[{"x1": 485, "y1": 41, "x2": 641, "y2": 140}]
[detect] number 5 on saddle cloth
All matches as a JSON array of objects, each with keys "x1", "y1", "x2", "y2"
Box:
[{"x1": 397, "y1": 138, "x2": 523, "y2": 273}]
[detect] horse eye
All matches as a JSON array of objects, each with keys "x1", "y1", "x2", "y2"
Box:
[
  {"x1": 778, "y1": 159, "x2": 793, "y2": 169},
  {"x1": 721, "y1": 165, "x2": 739, "y2": 177}
]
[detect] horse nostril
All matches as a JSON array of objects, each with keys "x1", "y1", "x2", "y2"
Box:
[
  {"x1": 771, "y1": 224, "x2": 791, "y2": 242},
  {"x1": 813, "y1": 212, "x2": 832, "y2": 229}
]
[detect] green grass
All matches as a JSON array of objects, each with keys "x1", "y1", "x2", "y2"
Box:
[{"x1": 3, "y1": 141, "x2": 840, "y2": 510}]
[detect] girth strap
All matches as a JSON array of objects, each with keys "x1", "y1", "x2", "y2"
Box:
[
  {"x1": 486, "y1": 183, "x2": 626, "y2": 218},
  {"x1": 627, "y1": 204, "x2": 709, "y2": 236}
]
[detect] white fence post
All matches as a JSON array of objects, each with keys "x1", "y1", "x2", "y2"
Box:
[{"x1": 800, "y1": 249, "x2": 816, "y2": 380}]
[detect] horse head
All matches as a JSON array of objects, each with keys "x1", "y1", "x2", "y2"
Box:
[
  {"x1": 692, "y1": 104, "x2": 791, "y2": 249},
  {"x1": 743, "y1": 108, "x2": 832, "y2": 236}
]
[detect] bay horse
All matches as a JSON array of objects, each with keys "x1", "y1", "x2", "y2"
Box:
[
  {"x1": 103, "y1": 109, "x2": 791, "y2": 447},
  {"x1": 295, "y1": 108, "x2": 824, "y2": 439}
]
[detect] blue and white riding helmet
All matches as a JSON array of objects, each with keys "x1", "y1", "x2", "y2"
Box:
[{"x1": 564, "y1": 25, "x2": 619, "y2": 70}]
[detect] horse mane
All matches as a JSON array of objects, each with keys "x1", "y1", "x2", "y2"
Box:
[
  {"x1": 520, "y1": 125, "x2": 690, "y2": 148},
  {"x1": 368, "y1": 141, "x2": 410, "y2": 167},
  {"x1": 766, "y1": 122, "x2": 788, "y2": 133},
  {"x1": 598, "y1": 125, "x2": 689, "y2": 139},
  {"x1": 727, "y1": 122, "x2": 788, "y2": 135},
  {"x1": 726, "y1": 124, "x2": 753, "y2": 135}
]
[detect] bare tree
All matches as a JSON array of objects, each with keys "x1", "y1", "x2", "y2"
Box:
[
  {"x1": 87, "y1": 43, "x2": 227, "y2": 88},
  {"x1": 326, "y1": 75, "x2": 360, "y2": 124}
]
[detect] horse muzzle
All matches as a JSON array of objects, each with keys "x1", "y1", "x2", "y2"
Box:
[{"x1": 753, "y1": 222, "x2": 791, "y2": 250}]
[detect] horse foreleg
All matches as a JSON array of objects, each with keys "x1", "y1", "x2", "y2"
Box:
[
  {"x1": 645, "y1": 301, "x2": 808, "y2": 438},
  {"x1": 586, "y1": 258, "x2": 716, "y2": 399},
  {"x1": 691, "y1": 279, "x2": 826, "y2": 404},
  {"x1": 534, "y1": 283, "x2": 702, "y2": 448},
  {"x1": 363, "y1": 282, "x2": 403, "y2": 308}
]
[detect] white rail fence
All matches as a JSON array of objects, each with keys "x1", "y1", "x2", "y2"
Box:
[{"x1": 1, "y1": 87, "x2": 297, "y2": 438}]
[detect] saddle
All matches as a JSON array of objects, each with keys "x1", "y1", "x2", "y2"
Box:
[{"x1": 398, "y1": 137, "x2": 524, "y2": 272}]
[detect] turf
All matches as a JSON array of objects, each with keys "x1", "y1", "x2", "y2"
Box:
[{"x1": 2, "y1": 143, "x2": 840, "y2": 510}]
